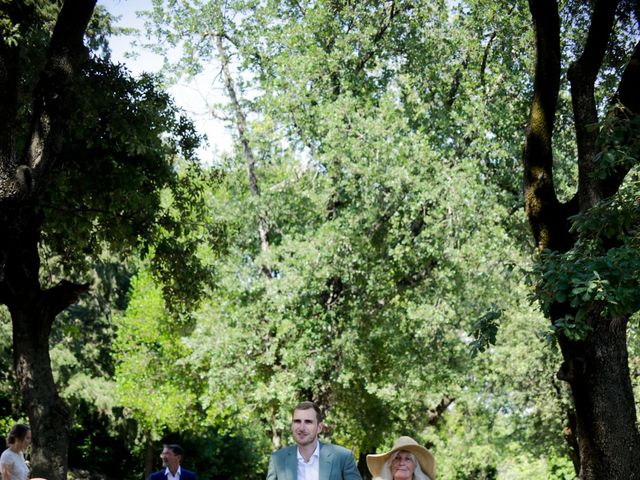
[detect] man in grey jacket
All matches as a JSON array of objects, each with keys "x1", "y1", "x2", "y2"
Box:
[{"x1": 267, "y1": 401, "x2": 361, "y2": 480}]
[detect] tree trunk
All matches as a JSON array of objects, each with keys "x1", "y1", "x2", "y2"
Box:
[
  {"x1": 271, "y1": 423, "x2": 282, "y2": 451},
  {"x1": 557, "y1": 314, "x2": 640, "y2": 478},
  {"x1": 144, "y1": 434, "x2": 155, "y2": 479},
  {"x1": 0, "y1": 2, "x2": 96, "y2": 477},
  {"x1": 10, "y1": 303, "x2": 70, "y2": 480},
  {"x1": 2, "y1": 212, "x2": 88, "y2": 480},
  {"x1": 357, "y1": 452, "x2": 372, "y2": 480},
  {"x1": 523, "y1": 0, "x2": 640, "y2": 477}
]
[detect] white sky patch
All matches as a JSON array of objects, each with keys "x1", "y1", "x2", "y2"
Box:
[{"x1": 98, "y1": 0, "x2": 234, "y2": 163}]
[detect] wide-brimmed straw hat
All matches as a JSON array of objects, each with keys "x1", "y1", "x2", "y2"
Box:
[{"x1": 366, "y1": 436, "x2": 435, "y2": 480}]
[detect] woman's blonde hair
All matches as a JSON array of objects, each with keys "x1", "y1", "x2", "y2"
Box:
[{"x1": 373, "y1": 450, "x2": 432, "y2": 480}]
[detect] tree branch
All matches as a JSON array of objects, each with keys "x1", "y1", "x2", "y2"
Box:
[
  {"x1": 215, "y1": 34, "x2": 272, "y2": 276},
  {"x1": 427, "y1": 395, "x2": 455, "y2": 426},
  {"x1": 523, "y1": 0, "x2": 567, "y2": 251},
  {"x1": 480, "y1": 4, "x2": 516, "y2": 92},
  {"x1": 615, "y1": 40, "x2": 640, "y2": 114},
  {"x1": 480, "y1": 31, "x2": 496, "y2": 89},
  {"x1": 44, "y1": 280, "x2": 90, "y2": 319},
  {"x1": 24, "y1": 0, "x2": 97, "y2": 188},
  {"x1": 568, "y1": 0, "x2": 619, "y2": 211},
  {"x1": 291, "y1": 0, "x2": 306, "y2": 17},
  {"x1": 446, "y1": 58, "x2": 469, "y2": 109},
  {"x1": 353, "y1": 1, "x2": 406, "y2": 74},
  {"x1": 600, "y1": 39, "x2": 640, "y2": 198}
]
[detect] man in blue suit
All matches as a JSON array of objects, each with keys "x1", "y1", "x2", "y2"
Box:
[
  {"x1": 267, "y1": 401, "x2": 361, "y2": 480},
  {"x1": 149, "y1": 444, "x2": 197, "y2": 480}
]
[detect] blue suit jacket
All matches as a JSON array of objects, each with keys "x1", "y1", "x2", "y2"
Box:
[
  {"x1": 266, "y1": 442, "x2": 361, "y2": 480},
  {"x1": 149, "y1": 467, "x2": 197, "y2": 480}
]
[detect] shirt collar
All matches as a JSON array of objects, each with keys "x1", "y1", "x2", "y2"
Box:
[
  {"x1": 164, "y1": 466, "x2": 182, "y2": 477},
  {"x1": 296, "y1": 440, "x2": 320, "y2": 463}
]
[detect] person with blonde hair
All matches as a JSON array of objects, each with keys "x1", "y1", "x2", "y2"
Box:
[{"x1": 366, "y1": 436, "x2": 435, "y2": 480}]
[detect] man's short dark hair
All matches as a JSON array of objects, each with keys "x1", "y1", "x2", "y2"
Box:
[
  {"x1": 164, "y1": 444, "x2": 184, "y2": 457},
  {"x1": 293, "y1": 401, "x2": 323, "y2": 422}
]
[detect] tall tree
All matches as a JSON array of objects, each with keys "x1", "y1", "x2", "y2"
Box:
[
  {"x1": 523, "y1": 0, "x2": 640, "y2": 477},
  {"x1": 0, "y1": 2, "x2": 97, "y2": 478},
  {"x1": 0, "y1": 1, "x2": 203, "y2": 478},
  {"x1": 139, "y1": 2, "x2": 574, "y2": 478}
]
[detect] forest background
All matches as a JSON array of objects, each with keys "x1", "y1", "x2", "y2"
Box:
[{"x1": 0, "y1": 0, "x2": 639, "y2": 479}]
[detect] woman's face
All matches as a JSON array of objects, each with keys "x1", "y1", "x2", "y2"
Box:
[
  {"x1": 391, "y1": 450, "x2": 416, "y2": 480},
  {"x1": 17, "y1": 430, "x2": 31, "y2": 451}
]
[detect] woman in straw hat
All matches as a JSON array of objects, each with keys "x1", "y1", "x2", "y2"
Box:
[{"x1": 366, "y1": 436, "x2": 435, "y2": 480}]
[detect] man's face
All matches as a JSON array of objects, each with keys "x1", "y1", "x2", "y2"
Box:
[
  {"x1": 160, "y1": 447, "x2": 181, "y2": 472},
  {"x1": 291, "y1": 408, "x2": 323, "y2": 448}
]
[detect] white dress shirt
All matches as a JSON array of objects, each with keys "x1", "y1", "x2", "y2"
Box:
[
  {"x1": 296, "y1": 441, "x2": 320, "y2": 480},
  {"x1": 165, "y1": 465, "x2": 182, "y2": 480}
]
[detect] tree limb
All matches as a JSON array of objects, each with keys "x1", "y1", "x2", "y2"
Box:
[
  {"x1": 427, "y1": 395, "x2": 455, "y2": 426},
  {"x1": 480, "y1": 4, "x2": 516, "y2": 92},
  {"x1": 44, "y1": 280, "x2": 90, "y2": 319},
  {"x1": 568, "y1": 0, "x2": 619, "y2": 211},
  {"x1": 215, "y1": 34, "x2": 272, "y2": 276},
  {"x1": 24, "y1": 0, "x2": 97, "y2": 189},
  {"x1": 353, "y1": 1, "x2": 406, "y2": 74},
  {"x1": 480, "y1": 31, "x2": 496, "y2": 89},
  {"x1": 600, "y1": 39, "x2": 640, "y2": 198},
  {"x1": 615, "y1": 40, "x2": 640, "y2": 114},
  {"x1": 446, "y1": 58, "x2": 469, "y2": 109},
  {"x1": 523, "y1": 0, "x2": 567, "y2": 251}
]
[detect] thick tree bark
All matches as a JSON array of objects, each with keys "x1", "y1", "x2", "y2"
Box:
[
  {"x1": 144, "y1": 434, "x2": 155, "y2": 480},
  {"x1": 524, "y1": 0, "x2": 640, "y2": 477},
  {"x1": 557, "y1": 313, "x2": 640, "y2": 478},
  {"x1": 1, "y1": 212, "x2": 89, "y2": 480},
  {"x1": 9, "y1": 289, "x2": 72, "y2": 480},
  {"x1": 357, "y1": 452, "x2": 373, "y2": 480},
  {"x1": 523, "y1": 0, "x2": 571, "y2": 252},
  {"x1": 0, "y1": 1, "x2": 96, "y2": 479}
]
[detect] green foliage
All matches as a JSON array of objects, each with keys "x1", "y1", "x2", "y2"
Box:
[
  {"x1": 0, "y1": 14, "x2": 20, "y2": 47},
  {"x1": 114, "y1": 265, "x2": 199, "y2": 440},
  {"x1": 0, "y1": 307, "x2": 17, "y2": 411},
  {"x1": 532, "y1": 163, "x2": 640, "y2": 340},
  {"x1": 118, "y1": 1, "x2": 578, "y2": 477},
  {"x1": 181, "y1": 101, "x2": 527, "y2": 455},
  {"x1": 0, "y1": 3, "x2": 223, "y2": 477},
  {"x1": 35, "y1": 53, "x2": 221, "y2": 308},
  {"x1": 145, "y1": 162, "x2": 227, "y2": 311},
  {"x1": 547, "y1": 454, "x2": 577, "y2": 480},
  {"x1": 6, "y1": 0, "x2": 634, "y2": 476},
  {"x1": 42, "y1": 58, "x2": 199, "y2": 273},
  {"x1": 470, "y1": 308, "x2": 502, "y2": 354},
  {"x1": 595, "y1": 111, "x2": 640, "y2": 179},
  {"x1": 627, "y1": 311, "x2": 640, "y2": 422},
  {"x1": 180, "y1": 428, "x2": 269, "y2": 480},
  {"x1": 68, "y1": 411, "x2": 142, "y2": 479}
]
